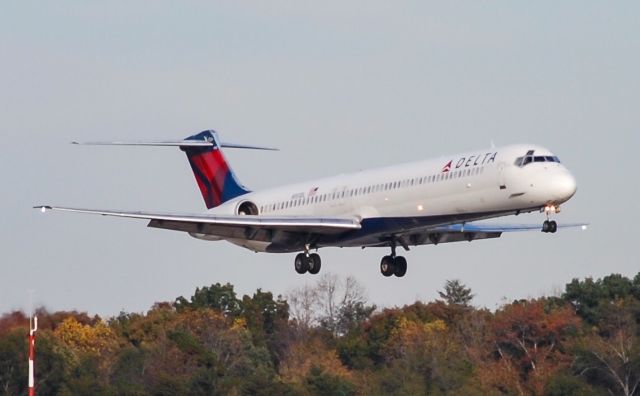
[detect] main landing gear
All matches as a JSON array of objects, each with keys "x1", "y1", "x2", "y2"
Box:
[
  {"x1": 380, "y1": 244, "x2": 407, "y2": 278},
  {"x1": 294, "y1": 246, "x2": 321, "y2": 275},
  {"x1": 380, "y1": 255, "x2": 407, "y2": 277}
]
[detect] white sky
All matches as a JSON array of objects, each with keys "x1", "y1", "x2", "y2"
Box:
[{"x1": 1, "y1": 2, "x2": 638, "y2": 316}]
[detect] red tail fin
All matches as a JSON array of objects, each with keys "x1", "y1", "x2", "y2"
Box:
[{"x1": 180, "y1": 130, "x2": 250, "y2": 208}]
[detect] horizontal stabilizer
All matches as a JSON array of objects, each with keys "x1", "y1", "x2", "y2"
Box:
[{"x1": 72, "y1": 140, "x2": 278, "y2": 151}]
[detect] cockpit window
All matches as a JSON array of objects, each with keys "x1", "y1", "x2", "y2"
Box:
[{"x1": 514, "y1": 152, "x2": 561, "y2": 167}]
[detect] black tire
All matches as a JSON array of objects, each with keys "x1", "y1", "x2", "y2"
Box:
[
  {"x1": 550, "y1": 221, "x2": 558, "y2": 233},
  {"x1": 294, "y1": 253, "x2": 309, "y2": 274},
  {"x1": 380, "y1": 255, "x2": 395, "y2": 277},
  {"x1": 542, "y1": 220, "x2": 550, "y2": 233},
  {"x1": 394, "y1": 256, "x2": 407, "y2": 277},
  {"x1": 308, "y1": 253, "x2": 322, "y2": 274}
]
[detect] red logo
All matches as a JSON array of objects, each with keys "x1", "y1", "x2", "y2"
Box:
[{"x1": 442, "y1": 160, "x2": 452, "y2": 172}]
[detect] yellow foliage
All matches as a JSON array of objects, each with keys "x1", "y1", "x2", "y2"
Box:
[
  {"x1": 231, "y1": 317, "x2": 247, "y2": 330},
  {"x1": 54, "y1": 317, "x2": 117, "y2": 356},
  {"x1": 384, "y1": 318, "x2": 452, "y2": 361}
]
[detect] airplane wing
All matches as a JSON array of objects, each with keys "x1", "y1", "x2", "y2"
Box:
[
  {"x1": 366, "y1": 221, "x2": 588, "y2": 249},
  {"x1": 429, "y1": 222, "x2": 588, "y2": 233},
  {"x1": 34, "y1": 206, "x2": 360, "y2": 243}
]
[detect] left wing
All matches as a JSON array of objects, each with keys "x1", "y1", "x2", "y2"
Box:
[{"x1": 34, "y1": 206, "x2": 360, "y2": 243}]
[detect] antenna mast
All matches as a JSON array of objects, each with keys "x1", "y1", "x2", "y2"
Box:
[{"x1": 28, "y1": 291, "x2": 37, "y2": 396}]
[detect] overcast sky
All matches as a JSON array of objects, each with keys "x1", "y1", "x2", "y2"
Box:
[{"x1": 1, "y1": 2, "x2": 638, "y2": 316}]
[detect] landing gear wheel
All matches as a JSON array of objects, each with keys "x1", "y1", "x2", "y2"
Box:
[
  {"x1": 380, "y1": 255, "x2": 395, "y2": 277},
  {"x1": 393, "y1": 256, "x2": 407, "y2": 277},
  {"x1": 308, "y1": 253, "x2": 322, "y2": 274},
  {"x1": 542, "y1": 220, "x2": 550, "y2": 233},
  {"x1": 542, "y1": 220, "x2": 558, "y2": 233},
  {"x1": 294, "y1": 253, "x2": 309, "y2": 274}
]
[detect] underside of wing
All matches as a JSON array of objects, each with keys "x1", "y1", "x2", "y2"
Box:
[
  {"x1": 358, "y1": 221, "x2": 588, "y2": 249},
  {"x1": 430, "y1": 222, "x2": 588, "y2": 233}
]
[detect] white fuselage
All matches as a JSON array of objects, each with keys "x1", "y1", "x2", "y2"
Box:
[{"x1": 203, "y1": 144, "x2": 577, "y2": 252}]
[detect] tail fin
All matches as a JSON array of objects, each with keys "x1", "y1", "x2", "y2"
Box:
[{"x1": 181, "y1": 130, "x2": 250, "y2": 209}]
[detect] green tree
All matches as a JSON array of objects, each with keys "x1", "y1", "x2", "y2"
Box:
[
  {"x1": 240, "y1": 289, "x2": 290, "y2": 368},
  {"x1": 0, "y1": 328, "x2": 27, "y2": 396},
  {"x1": 175, "y1": 283, "x2": 242, "y2": 316},
  {"x1": 572, "y1": 300, "x2": 640, "y2": 396},
  {"x1": 438, "y1": 279, "x2": 474, "y2": 307},
  {"x1": 110, "y1": 347, "x2": 148, "y2": 396},
  {"x1": 305, "y1": 366, "x2": 355, "y2": 396},
  {"x1": 545, "y1": 371, "x2": 606, "y2": 396},
  {"x1": 563, "y1": 273, "x2": 639, "y2": 324}
]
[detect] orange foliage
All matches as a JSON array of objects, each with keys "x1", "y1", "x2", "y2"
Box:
[
  {"x1": 280, "y1": 336, "x2": 352, "y2": 385},
  {"x1": 490, "y1": 299, "x2": 581, "y2": 394}
]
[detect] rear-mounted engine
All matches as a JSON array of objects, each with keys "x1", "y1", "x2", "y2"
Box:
[{"x1": 237, "y1": 201, "x2": 258, "y2": 215}]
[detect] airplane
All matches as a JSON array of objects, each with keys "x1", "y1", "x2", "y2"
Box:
[{"x1": 35, "y1": 129, "x2": 585, "y2": 278}]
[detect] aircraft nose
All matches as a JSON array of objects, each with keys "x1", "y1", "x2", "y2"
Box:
[{"x1": 553, "y1": 172, "x2": 577, "y2": 201}]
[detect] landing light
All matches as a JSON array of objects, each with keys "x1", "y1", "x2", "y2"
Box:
[
  {"x1": 581, "y1": 225, "x2": 588, "y2": 231},
  {"x1": 40, "y1": 207, "x2": 46, "y2": 213},
  {"x1": 544, "y1": 205, "x2": 560, "y2": 214},
  {"x1": 417, "y1": 205, "x2": 424, "y2": 211}
]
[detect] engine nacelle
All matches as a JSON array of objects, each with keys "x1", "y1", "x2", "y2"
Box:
[
  {"x1": 188, "y1": 233, "x2": 223, "y2": 241},
  {"x1": 237, "y1": 200, "x2": 259, "y2": 216}
]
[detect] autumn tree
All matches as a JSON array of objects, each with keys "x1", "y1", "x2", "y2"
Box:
[{"x1": 490, "y1": 299, "x2": 581, "y2": 394}]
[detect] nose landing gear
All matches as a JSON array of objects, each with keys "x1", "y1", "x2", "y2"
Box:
[
  {"x1": 542, "y1": 220, "x2": 557, "y2": 233},
  {"x1": 542, "y1": 205, "x2": 559, "y2": 233}
]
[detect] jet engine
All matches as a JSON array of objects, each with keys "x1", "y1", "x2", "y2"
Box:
[{"x1": 237, "y1": 200, "x2": 259, "y2": 215}]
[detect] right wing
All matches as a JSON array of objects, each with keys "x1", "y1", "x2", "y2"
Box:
[
  {"x1": 428, "y1": 222, "x2": 588, "y2": 233},
  {"x1": 34, "y1": 206, "x2": 360, "y2": 243}
]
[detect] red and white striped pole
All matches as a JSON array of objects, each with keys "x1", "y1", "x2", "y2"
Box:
[{"x1": 28, "y1": 315, "x2": 37, "y2": 396}]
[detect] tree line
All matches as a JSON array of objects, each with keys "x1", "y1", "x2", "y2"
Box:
[{"x1": 0, "y1": 272, "x2": 639, "y2": 395}]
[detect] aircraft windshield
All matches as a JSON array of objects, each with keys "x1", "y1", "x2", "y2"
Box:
[{"x1": 514, "y1": 152, "x2": 560, "y2": 167}]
